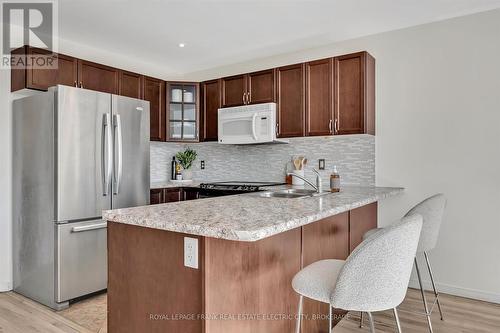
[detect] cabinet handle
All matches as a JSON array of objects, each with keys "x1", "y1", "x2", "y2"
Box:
[
  {"x1": 79, "y1": 81, "x2": 83, "y2": 88},
  {"x1": 329, "y1": 119, "x2": 333, "y2": 133},
  {"x1": 247, "y1": 91, "x2": 251, "y2": 104},
  {"x1": 276, "y1": 123, "x2": 279, "y2": 134},
  {"x1": 242, "y1": 93, "x2": 246, "y2": 104},
  {"x1": 74, "y1": 81, "x2": 77, "y2": 87},
  {"x1": 335, "y1": 119, "x2": 339, "y2": 133}
]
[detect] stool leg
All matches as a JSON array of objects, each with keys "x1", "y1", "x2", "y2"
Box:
[
  {"x1": 367, "y1": 312, "x2": 376, "y2": 333},
  {"x1": 296, "y1": 295, "x2": 303, "y2": 333},
  {"x1": 329, "y1": 305, "x2": 333, "y2": 333},
  {"x1": 424, "y1": 251, "x2": 444, "y2": 320},
  {"x1": 359, "y1": 311, "x2": 363, "y2": 328},
  {"x1": 393, "y1": 308, "x2": 402, "y2": 333},
  {"x1": 415, "y1": 257, "x2": 433, "y2": 333}
]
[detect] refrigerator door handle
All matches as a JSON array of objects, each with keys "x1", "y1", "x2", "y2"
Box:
[
  {"x1": 113, "y1": 114, "x2": 123, "y2": 195},
  {"x1": 102, "y1": 113, "x2": 112, "y2": 196}
]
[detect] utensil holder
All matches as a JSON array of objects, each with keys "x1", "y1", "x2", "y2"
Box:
[{"x1": 292, "y1": 169, "x2": 305, "y2": 186}]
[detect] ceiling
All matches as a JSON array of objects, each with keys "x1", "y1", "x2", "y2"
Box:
[{"x1": 58, "y1": 0, "x2": 500, "y2": 77}]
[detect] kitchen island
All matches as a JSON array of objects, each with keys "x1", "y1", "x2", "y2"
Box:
[{"x1": 104, "y1": 186, "x2": 403, "y2": 333}]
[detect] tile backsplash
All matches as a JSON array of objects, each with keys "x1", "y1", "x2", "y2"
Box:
[{"x1": 151, "y1": 134, "x2": 375, "y2": 186}]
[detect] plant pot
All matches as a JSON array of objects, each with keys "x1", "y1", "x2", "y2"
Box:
[{"x1": 182, "y1": 169, "x2": 193, "y2": 180}]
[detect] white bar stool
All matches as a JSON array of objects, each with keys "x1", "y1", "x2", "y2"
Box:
[
  {"x1": 292, "y1": 214, "x2": 423, "y2": 333},
  {"x1": 361, "y1": 194, "x2": 447, "y2": 333}
]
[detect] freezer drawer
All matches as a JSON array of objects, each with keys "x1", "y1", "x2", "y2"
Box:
[{"x1": 56, "y1": 220, "x2": 107, "y2": 302}]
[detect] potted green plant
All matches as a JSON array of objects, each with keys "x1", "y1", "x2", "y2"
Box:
[{"x1": 175, "y1": 147, "x2": 197, "y2": 180}]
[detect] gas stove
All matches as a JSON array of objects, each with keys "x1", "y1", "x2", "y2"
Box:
[{"x1": 198, "y1": 181, "x2": 285, "y2": 197}]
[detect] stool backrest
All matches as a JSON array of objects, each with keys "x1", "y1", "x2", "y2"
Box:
[
  {"x1": 330, "y1": 214, "x2": 422, "y2": 312},
  {"x1": 405, "y1": 193, "x2": 446, "y2": 252}
]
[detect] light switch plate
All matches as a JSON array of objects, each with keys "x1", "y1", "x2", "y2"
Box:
[
  {"x1": 184, "y1": 237, "x2": 198, "y2": 269},
  {"x1": 318, "y1": 159, "x2": 325, "y2": 170}
]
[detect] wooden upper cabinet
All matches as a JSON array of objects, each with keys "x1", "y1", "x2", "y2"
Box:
[
  {"x1": 306, "y1": 58, "x2": 333, "y2": 136},
  {"x1": 143, "y1": 77, "x2": 166, "y2": 141},
  {"x1": 334, "y1": 51, "x2": 375, "y2": 135},
  {"x1": 276, "y1": 64, "x2": 305, "y2": 138},
  {"x1": 119, "y1": 71, "x2": 143, "y2": 99},
  {"x1": 77, "y1": 60, "x2": 119, "y2": 94},
  {"x1": 221, "y1": 74, "x2": 246, "y2": 107},
  {"x1": 247, "y1": 69, "x2": 275, "y2": 104},
  {"x1": 201, "y1": 79, "x2": 221, "y2": 141},
  {"x1": 11, "y1": 46, "x2": 78, "y2": 91}
]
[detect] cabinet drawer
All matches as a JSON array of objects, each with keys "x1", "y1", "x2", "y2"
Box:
[{"x1": 56, "y1": 220, "x2": 107, "y2": 302}]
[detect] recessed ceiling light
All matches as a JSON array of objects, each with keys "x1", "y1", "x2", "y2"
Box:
[{"x1": 178, "y1": 43, "x2": 185, "y2": 48}]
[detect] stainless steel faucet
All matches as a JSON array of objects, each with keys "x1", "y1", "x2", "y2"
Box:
[{"x1": 287, "y1": 169, "x2": 323, "y2": 193}]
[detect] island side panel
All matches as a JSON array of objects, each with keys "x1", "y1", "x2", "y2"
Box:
[
  {"x1": 107, "y1": 222, "x2": 204, "y2": 333},
  {"x1": 203, "y1": 228, "x2": 302, "y2": 333},
  {"x1": 301, "y1": 212, "x2": 350, "y2": 332},
  {"x1": 349, "y1": 202, "x2": 378, "y2": 252}
]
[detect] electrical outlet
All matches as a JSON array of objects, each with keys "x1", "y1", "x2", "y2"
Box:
[
  {"x1": 184, "y1": 237, "x2": 198, "y2": 269},
  {"x1": 200, "y1": 160, "x2": 205, "y2": 170},
  {"x1": 318, "y1": 159, "x2": 325, "y2": 170}
]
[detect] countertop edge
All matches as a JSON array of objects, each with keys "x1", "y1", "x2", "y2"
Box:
[{"x1": 105, "y1": 187, "x2": 404, "y2": 242}]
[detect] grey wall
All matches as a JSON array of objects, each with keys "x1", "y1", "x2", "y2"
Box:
[{"x1": 151, "y1": 134, "x2": 375, "y2": 186}]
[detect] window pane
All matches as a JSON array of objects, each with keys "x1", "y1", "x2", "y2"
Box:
[
  {"x1": 183, "y1": 86, "x2": 196, "y2": 103},
  {"x1": 170, "y1": 103, "x2": 182, "y2": 120},
  {"x1": 170, "y1": 85, "x2": 183, "y2": 102},
  {"x1": 184, "y1": 104, "x2": 196, "y2": 121},
  {"x1": 169, "y1": 122, "x2": 182, "y2": 139},
  {"x1": 183, "y1": 122, "x2": 196, "y2": 139}
]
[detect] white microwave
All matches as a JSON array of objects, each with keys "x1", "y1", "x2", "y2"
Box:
[{"x1": 218, "y1": 102, "x2": 286, "y2": 144}]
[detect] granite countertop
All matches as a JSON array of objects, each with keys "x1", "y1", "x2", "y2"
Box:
[
  {"x1": 150, "y1": 181, "x2": 201, "y2": 189},
  {"x1": 104, "y1": 186, "x2": 404, "y2": 242}
]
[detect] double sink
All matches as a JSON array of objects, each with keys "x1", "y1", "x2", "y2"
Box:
[{"x1": 257, "y1": 188, "x2": 331, "y2": 199}]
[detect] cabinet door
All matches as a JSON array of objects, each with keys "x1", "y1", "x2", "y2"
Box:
[
  {"x1": 334, "y1": 52, "x2": 375, "y2": 135},
  {"x1": 221, "y1": 74, "x2": 246, "y2": 107},
  {"x1": 119, "y1": 71, "x2": 143, "y2": 99},
  {"x1": 183, "y1": 188, "x2": 200, "y2": 201},
  {"x1": 306, "y1": 58, "x2": 333, "y2": 136},
  {"x1": 201, "y1": 79, "x2": 221, "y2": 141},
  {"x1": 24, "y1": 47, "x2": 77, "y2": 90},
  {"x1": 166, "y1": 82, "x2": 199, "y2": 142},
  {"x1": 143, "y1": 77, "x2": 166, "y2": 141},
  {"x1": 164, "y1": 188, "x2": 182, "y2": 202},
  {"x1": 77, "y1": 60, "x2": 119, "y2": 94},
  {"x1": 276, "y1": 64, "x2": 305, "y2": 137},
  {"x1": 150, "y1": 189, "x2": 164, "y2": 205},
  {"x1": 247, "y1": 69, "x2": 275, "y2": 104},
  {"x1": 349, "y1": 202, "x2": 377, "y2": 253}
]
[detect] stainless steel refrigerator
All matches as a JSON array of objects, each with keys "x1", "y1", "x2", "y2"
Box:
[{"x1": 13, "y1": 85, "x2": 150, "y2": 310}]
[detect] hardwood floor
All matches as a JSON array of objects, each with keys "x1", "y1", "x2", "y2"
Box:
[{"x1": 0, "y1": 289, "x2": 499, "y2": 333}]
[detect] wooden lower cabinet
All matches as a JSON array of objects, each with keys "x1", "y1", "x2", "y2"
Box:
[
  {"x1": 149, "y1": 189, "x2": 164, "y2": 205},
  {"x1": 349, "y1": 202, "x2": 378, "y2": 252},
  {"x1": 108, "y1": 203, "x2": 377, "y2": 333}
]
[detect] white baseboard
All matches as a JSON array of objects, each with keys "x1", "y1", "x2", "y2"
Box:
[
  {"x1": 409, "y1": 279, "x2": 500, "y2": 304},
  {"x1": 0, "y1": 281, "x2": 13, "y2": 292}
]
